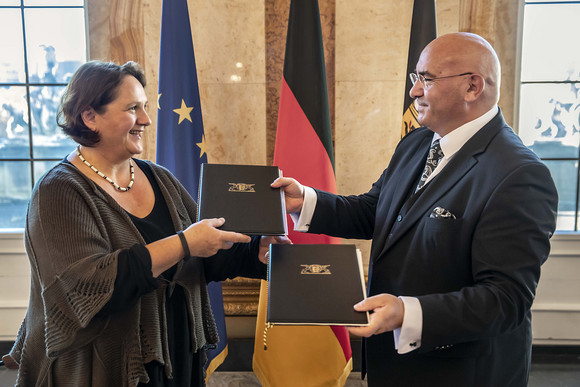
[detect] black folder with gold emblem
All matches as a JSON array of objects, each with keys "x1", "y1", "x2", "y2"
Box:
[
  {"x1": 197, "y1": 163, "x2": 287, "y2": 235},
  {"x1": 267, "y1": 244, "x2": 369, "y2": 326}
]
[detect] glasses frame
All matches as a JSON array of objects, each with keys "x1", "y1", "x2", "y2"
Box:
[{"x1": 409, "y1": 72, "x2": 473, "y2": 87}]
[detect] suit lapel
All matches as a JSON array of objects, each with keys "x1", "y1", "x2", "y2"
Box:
[
  {"x1": 384, "y1": 154, "x2": 477, "y2": 252},
  {"x1": 370, "y1": 131, "x2": 432, "y2": 260},
  {"x1": 380, "y1": 112, "x2": 507, "y2": 256},
  {"x1": 388, "y1": 137, "x2": 432, "y2": 220}
]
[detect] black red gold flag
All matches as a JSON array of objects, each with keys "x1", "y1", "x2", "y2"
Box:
[{"x1": 252, "y1": 0, "x2": 353, "y2": 385}]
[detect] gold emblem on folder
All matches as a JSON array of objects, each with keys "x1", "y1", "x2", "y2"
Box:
[
  {"x1": 300, "y1": 264, "x2": 331, "y2": 275},
  {"x1": 228, "y1": 183, "x2": 256, "y2": 192}
]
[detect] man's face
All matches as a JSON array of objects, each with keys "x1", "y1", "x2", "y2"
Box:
[{"x1": 409, "y1": 49, "x2": 467, "y2": 136}]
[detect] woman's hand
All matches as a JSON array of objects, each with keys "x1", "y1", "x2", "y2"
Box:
[
  {"x1": 258, "y1": 235, "x2": 292, "y2": 264},
  {"x1": 184, "y1": 218, "x2": 251, "y2": 257},
  {"x1": 271, "y1": 177, "x2": 306, "y2": 214}
]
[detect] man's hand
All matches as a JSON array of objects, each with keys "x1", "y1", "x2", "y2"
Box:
[
  {"x1": 258, "y1": 235, "x2": 292, "y2": 264},
  {"x1": 271, "y1": 177, "x2": 305, "y2": 213},
  {"x1": 348, "y1": 293, "x2": 405, "y2": 337}
]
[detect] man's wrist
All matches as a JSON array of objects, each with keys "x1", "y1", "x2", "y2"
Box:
[
  {"x1": 394, "y1": 296, "x2": 422, "y2": 354},
  {"x1": 291, "y1": 186, "x2": 316, "y2": 231}
]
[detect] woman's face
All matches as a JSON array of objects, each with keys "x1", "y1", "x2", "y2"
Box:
[{"x1": 93, "y1": 75, "x2": 151, "y2": 157}]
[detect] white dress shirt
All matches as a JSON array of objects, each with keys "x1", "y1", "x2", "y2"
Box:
[{"x1": 291, "y1": 106, "x2": 499, "y2": 353}]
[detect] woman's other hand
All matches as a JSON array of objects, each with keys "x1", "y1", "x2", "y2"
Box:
[{"x1": 258, "y1": 235, "x2": 292, "y2": 264}]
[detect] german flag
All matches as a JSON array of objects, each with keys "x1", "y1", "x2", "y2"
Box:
[
  {"x1": 252, "y1": 0, "x2": 352, "y2": 385},
  {"x1": 401, "y1": 0, "x2": 437, "y2": 137}
]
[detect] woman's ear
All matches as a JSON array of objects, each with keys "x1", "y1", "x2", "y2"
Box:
[
  {"x1": 464, "y1": 74, "x2": 485, "y2": 102},
  {"x1": 81, "y1": 108, "x2": 97, "y2": 130}
]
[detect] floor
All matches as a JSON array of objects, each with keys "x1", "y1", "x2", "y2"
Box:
[
  {"x1": 1, "y1": 364, "x2": 579, "y2": 386},
  {"x1": 205, "y1": 367, "x2": 580, "y2": 386}
]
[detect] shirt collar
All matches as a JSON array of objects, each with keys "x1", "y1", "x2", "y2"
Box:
[{"x1": 433, "y1": 105, "x2": 499, "y2": 159}]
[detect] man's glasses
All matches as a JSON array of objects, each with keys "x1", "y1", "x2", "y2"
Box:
[{"x1": 409, "y1": 72, "x2": 473, "y2": 87}]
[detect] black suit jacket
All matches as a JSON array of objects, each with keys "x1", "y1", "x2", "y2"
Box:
[{"x1": 309, "y1": 112, "x2": 558, "y2": 387}]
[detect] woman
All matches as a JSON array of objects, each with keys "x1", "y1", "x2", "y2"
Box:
[{"x1": 2, "y1": 60, "x2": 284, "y2": 386}]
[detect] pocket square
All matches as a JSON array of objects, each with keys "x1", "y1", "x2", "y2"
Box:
[{"x1": 430, "y1": 206, "x2": 456, "y2": 219}]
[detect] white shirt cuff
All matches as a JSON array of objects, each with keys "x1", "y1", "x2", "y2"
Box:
[
  {"x1": 393, "y1": 296, "x2": 422, "y2": 354},
  {"x1": 290, "y1": 186, "x2": 317, "y2": 232}
]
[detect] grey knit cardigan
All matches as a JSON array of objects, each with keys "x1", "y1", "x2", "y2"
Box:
[{"x1": 4, "y1": 160, "x2": 221, "y2": 386}]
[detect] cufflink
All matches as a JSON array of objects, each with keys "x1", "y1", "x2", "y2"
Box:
[{"x1": 410, "y1": 342, "x2": 417, "y2": 347}]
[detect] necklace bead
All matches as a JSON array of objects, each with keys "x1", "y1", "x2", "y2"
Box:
[{"x1": 76, "y1": 146, "x2": 134, "y2": 192}]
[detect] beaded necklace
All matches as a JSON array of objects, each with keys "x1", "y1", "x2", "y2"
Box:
[{"x1": 76, "y1": 146, "x2": 134, "y2": 192}]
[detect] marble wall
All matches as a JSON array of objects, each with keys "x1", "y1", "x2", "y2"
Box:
[{"x1": 86, "y1": 0, "x2": 520, "y2": 307}]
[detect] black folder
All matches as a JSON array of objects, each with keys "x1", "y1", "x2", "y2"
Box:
[
  {"x1": 267, "y1": 244, "x2": 369, "y2": 326},
  {"x1": 197, "y1": 163, "x2": 287, "y2": 235}
]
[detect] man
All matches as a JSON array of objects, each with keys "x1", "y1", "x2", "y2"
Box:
[{"x1": 272, "y1": 32, "x2": 558, "y2": 386}]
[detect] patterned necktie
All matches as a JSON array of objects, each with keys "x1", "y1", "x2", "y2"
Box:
[{"x1": 415, "y1": 139, "x2": 444, "y2": 193}]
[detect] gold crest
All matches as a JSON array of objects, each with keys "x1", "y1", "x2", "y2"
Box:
[
  {"x1": 228, "y1": 183, "x2": 256, "y2": 192},
  {"x1": 300, "y1": 264, "x2": 331, "y2": 275}
]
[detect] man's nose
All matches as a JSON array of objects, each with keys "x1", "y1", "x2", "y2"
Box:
[{"x1": 409, "y1": 80, "x2": 423, "y2": 98}]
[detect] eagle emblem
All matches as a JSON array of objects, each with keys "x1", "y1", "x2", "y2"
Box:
[
  {"x1": 300, "y1": 264, "x2": 331, "y2": 275},
  {"x1": 228, "y1": 183, "x2": 256, "y2": 192}
]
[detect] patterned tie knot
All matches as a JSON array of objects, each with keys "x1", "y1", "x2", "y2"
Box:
[{"x1": 416, "y1": 139, "x2": 444, "y2": 192}]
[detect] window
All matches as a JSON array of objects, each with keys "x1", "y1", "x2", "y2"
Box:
[
  {"x1": 0, "y1": 0, "x2": 86, "y2": 229},
  {"x1": 519, "y1": 0, "x2": 580, "y2": 232}
]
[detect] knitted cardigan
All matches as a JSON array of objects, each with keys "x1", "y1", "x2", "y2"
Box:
[{"x1": 3, "y1": 159, "x2": 257, "y2": 386}]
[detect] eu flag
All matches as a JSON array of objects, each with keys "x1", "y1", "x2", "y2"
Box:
[{"x1": 156, "y1": 0, "x2": 227, "y2": 380}]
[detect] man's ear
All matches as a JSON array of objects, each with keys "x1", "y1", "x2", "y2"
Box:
[
  {"x1": 464, "y1": 74, "x2": 485, "y2": 102},
  {"x1": 81, "y1": 108, "x2": 97, "y2": 130}
]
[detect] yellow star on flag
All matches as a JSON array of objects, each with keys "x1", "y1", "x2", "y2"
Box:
[
  {"x1": 173, "y1": 99, "x2": 194, "y2": 124},
  {"x1": 197, "y1": 134, "x2": 207, "y2": 158}
]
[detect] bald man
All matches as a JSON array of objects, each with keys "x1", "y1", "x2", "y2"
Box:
[{"x1": 273, "y1": 33, "x2": 558, "y2": 386}]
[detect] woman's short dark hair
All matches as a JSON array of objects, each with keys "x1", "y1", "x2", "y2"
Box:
[{"x1": 57, "y1": 60, "x2": 147, "y2": 146}]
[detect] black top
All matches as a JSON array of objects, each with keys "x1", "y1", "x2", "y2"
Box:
[
  {"x1": 99, "y1": 159, "x2": 267, "y2": 386},
  {"x1": 101, "y1": 160, "x2": 204, "y2": 387}
]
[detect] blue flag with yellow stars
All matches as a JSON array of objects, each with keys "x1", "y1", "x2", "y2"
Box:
[{"x1": 156, "y1": 0, "x2": 228, "y2": 380}]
